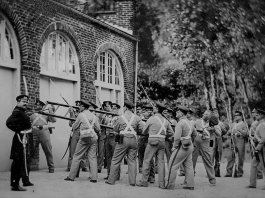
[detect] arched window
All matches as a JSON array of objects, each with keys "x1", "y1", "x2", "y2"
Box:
[
  {"x1": 94, "y1": 50, "x2": 124, "y2": 109},
  {"x1": 40, "y1": 32, "x2": 79, "y2": 81},
  {"x1": 0, "y1": 13, "x2": 19, "y2": 68}
]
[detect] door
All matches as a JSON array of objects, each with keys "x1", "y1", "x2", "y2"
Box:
[
  {"x1": 0, "y1": 67, "x2": 16, "y2": 171},
  {"x1": 40, "y1": 76, "x2": 76, "y2": 169}
]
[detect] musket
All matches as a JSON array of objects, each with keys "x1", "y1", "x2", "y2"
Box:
[
  {"x1": 50, "y1": 78, "x2": 70, "y2": 106},
  {"x1": 91, "y1": 81, "x2": 103, "y2": 109},
  {"x1": 241, "y1": 106, "x2": 255, "y2": 158},
  {"x1": 225, "y1": 107, "x2": 238, "y2": 178}
]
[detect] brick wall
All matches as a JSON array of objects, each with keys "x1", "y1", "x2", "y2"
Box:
[{"x1": 0, "y1": 0, "x2": 136, "y2": 170}]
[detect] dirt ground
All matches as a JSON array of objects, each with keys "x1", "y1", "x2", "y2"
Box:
[{"x1": 0, "y1": 160, "x2": 264, "y2": 198}]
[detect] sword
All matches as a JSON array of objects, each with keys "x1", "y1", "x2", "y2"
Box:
[{"x1": 61, "y1": 130, "x2": 73, "y2": 160}]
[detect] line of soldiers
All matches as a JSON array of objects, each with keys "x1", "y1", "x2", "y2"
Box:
[{"x1": 6, "y1": 94, "x2": 265, "y2": 191}]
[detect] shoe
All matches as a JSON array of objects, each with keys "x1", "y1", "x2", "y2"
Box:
[
  {"x1": 65, "y1": 168, "x2": 70, "y2": 172},
  {"x1": 257, "y1": 175, "x2": 263, "y2": 180},
  {"x1": 224, "y1": 174, "x2": 232, "y2": 177},
  {"x1": 23, "y1": 181, "x2": 34, "y2": 186},
  {"x1": 136, "y1": 183, "x2": 148, "y2": 187},
  {"x1": 49, "y1": 169, "x2": 54, "y2": 173},
  {"x1": 237, "y1": 175, "x2": 243, "y2": 178},
  {"x1": 159, "y1": 186, "x2": 166, "y2": 189},
  {"x1": 178, "y1": 173, "x2": 185, "y2": 177},
  {"x1": 82, "y1": 168, "x2": 89, "y2": 172},
  {"x1": 105, "y1": 181, "x2": 114, "y2": 185},
  {"x1": 130, "y1": 184, "x2": 135, "y2": 186},
  {"x1": 148, "y1": 180, "x2": 155, "y2": 184},
  {"x1": 90, "y1": 180, "x2": 97, "y2": 183},
  {"x1": 245, "y1": 185, "x2": 256, "y2": 188},
  {"x1": 104, "y1": 176, "x2": 109, "y2": 180},
  {"x1": 116, "y1": 177, "x2": 120, "y2": 181},
  {"x1": 11, "y1": 186, "x2": 27, "y2": 191},
  {"x1": 180, "y1": 182, "x2": 187, "y2": 186},
  {"x1": 209, "y1": 183, "x2": 216, "y2": 187},
  {"x1": 183, "y1": 186, "x2": 194, "y2": 190},
  {"x1": 98, "y1": 170, "x2": 101, "y2": 173},
  {"x1": 64, "y1": 177, "x2": 74, "y2": 181}
]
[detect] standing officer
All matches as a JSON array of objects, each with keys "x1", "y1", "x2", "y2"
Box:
[
  {"x1": 6, "y1": 95, "x2": 32, "y2": 191},
  {"x1": 97, "y1": 101, "x2": 112, "y2": 173},
  {"x1": 225, "y1": 111, "x2": 248, "y2": 177},
  {"x1": 166, "y1": 106, "x2": 195, "y2": 190},
  {"x1": 30, "y1": 99, "x2": 56, "y2": 173},
  {"x1": 66, "y1": 100, "x2": 89, "y2": 172},
  {"x1": 192, "y1": 110, "x2": 219, "y2": 186},
  {"x1": 246, "y1": 108, "x2": 265, "y2": 189},
  {"x1": 104, "y1": 102, "x2": 121, "y2": 180},
  {"x1": 137, "y1": 104, "x2": 155, "y2": 183},
  {"x1": 64, "y1": 100, "x2": 101, "y2": 182},
  {"x1": 105, "y1": 100, "x2": 144, "y2": 186},
  {"x1": 138, "y1": 102, "x2": 174, "y2": 189}
]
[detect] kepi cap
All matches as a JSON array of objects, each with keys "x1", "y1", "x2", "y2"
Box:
[
  {"x1": 111, "y1": 103, "x2": 121, "y2": 109},
  {"x1": 124, "y1": 100, "x2": 134, "y2": 108},
  {"x1": 234, "y1": 110, "x2": 243, "y2": 117},
  {"x1": 155, "y1": 101, "x2": 167, "y2": 110},
  {"x1": 176, "y1": 105, "x2": 189, "y2": 113},
  {"x1": 16, "y1": 94, "x2": 29, "y2": 102},
  {"x1": 80, "y1": 100, "x2": 90, "y2": 108},
  {"x1": 103, "y1": 101, "x2": 112, "y2": 107},
  {"x1": 35, "y1": 99, "x2": 45, "y2": 106},
  {"x1": 89, "y1": 101, "x2": 98, "y2": 109}
]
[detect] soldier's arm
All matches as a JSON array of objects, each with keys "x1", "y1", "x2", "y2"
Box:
[
  {"x1": 113, "y1": 117, "x2": 121, "y2": 133},
  {"x1": 213, "y1": 125, "x2": 222, "y2": 137},
  {"x1": 220, "y1": 122, "x2": 228, "y2": 136},
  {"x1": 166, "y1": 121, "x2": 174, "y2": 137},
  {"x1": 173, "y1": 122, "x2": 182, "y2": 148},
  {"x1": 137, "y1": 116, "x2": 144, "y2": 135},
  {"x1": 72, "y1": 114, "x2": 82, "y2": 130},
  {"x1": 255, "y1": 124, "x2": 265, "y2": 151},
  {"x1": 93, "y1": 117, "x2": 101, "y2": 134},
  {"x1": 6, "y1": 109, "x2": 25, "y2": 133}
]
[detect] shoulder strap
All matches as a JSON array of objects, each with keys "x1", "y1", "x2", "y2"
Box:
[
  {"x1": 121, "y1": 114, "x2": 135, "y2": 132},
  {"x1": 81, "y1": 113, "x2": 95, "y2": 129},
  {"x1": 154, "y1": 116, "x2": 166, "y2": 135},
  {"x1": 32, "y1": 114, "x2": 48, "y2": 126}
]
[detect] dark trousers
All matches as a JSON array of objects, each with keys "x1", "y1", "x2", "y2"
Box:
[{"x1": 11, "y1": 158, "x2": 23, "y2": 187}]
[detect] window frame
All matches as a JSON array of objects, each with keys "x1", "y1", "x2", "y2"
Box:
[{"x1": 40, "y1": 31, "x2": 79, "y2": 82}]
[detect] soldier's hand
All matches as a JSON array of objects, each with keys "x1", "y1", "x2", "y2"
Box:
[{"x1": 171, "y1": 147, "x2": 176, "y2": 152}]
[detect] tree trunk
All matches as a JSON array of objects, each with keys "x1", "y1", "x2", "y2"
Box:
[
  {"x1": 221, "y1": 64, "x2": 232, "y2": 121},
  {"x1": 239, "y1": 75, "x2": 253, "y2": 120},
  {"x1": 203, "y1": 60, "x2": 211, "y2": 110},
  {"x1": 210, "y1": 67, "x2": 217, "y2": 109}
]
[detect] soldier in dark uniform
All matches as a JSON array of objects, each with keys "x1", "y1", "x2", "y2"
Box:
[
  {"x1": 6, "y1": 95, "x2": 33, "y2": 191},
  {"x1": 97, "y1": 101, "x2": 112, "y2": 173}
]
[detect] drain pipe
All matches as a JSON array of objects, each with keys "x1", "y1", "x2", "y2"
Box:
[{"x1": 134, "y1": 41, "x2": 139, "y2": 113}]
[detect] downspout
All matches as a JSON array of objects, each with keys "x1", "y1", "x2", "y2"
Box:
[{"x1": 134, "y1": 41, "x2": 139, "y2": 113}]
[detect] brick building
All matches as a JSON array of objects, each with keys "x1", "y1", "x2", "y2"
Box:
[{"x1": 0, "y1": 0, "x2": 138, "y2": 171}]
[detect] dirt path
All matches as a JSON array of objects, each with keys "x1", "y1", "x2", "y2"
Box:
[{"x1": 0, "y1": 162, "x2": 264, "y2": 198}]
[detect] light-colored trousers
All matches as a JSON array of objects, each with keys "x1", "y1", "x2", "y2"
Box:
[
  {"x1": 193, "y1": 136, "x2": 216, "y2": 182},
  {"x1": 226, "y1": 136, "x2": 245, "y2": 176},
  {"x1": 38, "y1": 129, "x2": 54, "y2": 169},
  {"x1": 167, "y1": 144, "x2": 194, "y2": 189},
  {"x1": 69, "y1": 136, "x2": 98, "y2": 180},
  {"x1": 249, "y1": 147, "x2": 265, "y2": 187},
  {"x1": 108, "y1": 136, "x2": 137, "y2": 185},
  {"x1": 140, "y1": 138, "x2": 165, "y2": 188},
  {"x1": 67, "y1": 131, "x2": 88, "y2": 169}
]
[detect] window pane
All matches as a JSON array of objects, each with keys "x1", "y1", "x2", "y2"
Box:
[
  {"x1": 115, "y1": 90, "x2": 119, "y2": 104},
  {"x1": 4, "y1": 28, "x2": 13, "y2": 59},
  {"x1": 58, "y1": 36, "x2": 66, "y2": 73},
  {"x1": 48, "y1": 33, "x2": 56, "y2": 70},
  {"x1": 100, "y1": 52, "x2": 105, "y2": 82},
  {"x1": 69, "y1": 47, "x2": 75, "y2": 74},
  {"x1": 108, "y1": 53, "x2": 112, "y2": 84},
  {"x1": 115, "y1": 63, "x2": 119, "y2": 85}
]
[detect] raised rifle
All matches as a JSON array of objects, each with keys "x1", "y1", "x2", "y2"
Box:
[{"x1": 225, "y1": 107, "x2": 238, "y2": 178}]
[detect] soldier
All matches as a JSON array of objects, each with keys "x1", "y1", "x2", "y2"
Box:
[
  {"x1": 30, "y1": 99, "x2": 56, "y2": 173},
  {"x1": 137, "y1": 104, "x2": 155, "y2": 183},
  {"x1": 225, "y1": 111, "x2": 248, "y2": 177},
  {"x1": 212, "y1": 108, "x2": 228, "y2": 177},
  {"x1": 6, "y1": 95, "x2": 32, "y2": 191},
  {"x1": 179, "y1": 108, "x2": 194, "y2": 177},
  {"x1": 137, "y1": 102, "x2": 174, "y2": 189},
  {"x1": 66, "y1": 100, "x2": 89, "y2": 172},
  {"x1": 105, "y1": 100, "x2": 144, "y2": 186},
  {"x1": 104, "y1": 103, "x2": 121, "y2": 180},
  {"x1": 64, "y1": 100, "x2": 101, "y2": 182},
  {"x1": 97, "y1": 101, "x2": 112, "y2": 173},
  {"x1": 246, "y1": 108, "x2": 265, "y2": 190},
  {"x1": 250, "y1": 109, "x2": 263, "y2": 180},
  {"x1": 192, "y1": 110, "x2": 220, "y2": 186},
  {"x1": 166, "y1": 106, "x2": 196, "y2": 190}
]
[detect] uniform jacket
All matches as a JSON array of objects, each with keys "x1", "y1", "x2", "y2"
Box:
[
  {"x1": 193, "y1": 119, "x2": 221, "y2": 139},
  {"x1": 6, "y1": 106, "x2": 31, "y2": 159},
  {"x1": 113, "y1": 111, "x2": 144, "y2": 138},
  {"x1": 30, "y1": 112, "x2": 56, "y2": 133},
  {"x1": 143, "y1": 113, "x2": 174, "y2": 138},
  {"x1": 230, "y1": 121, "x2": 248, "y2": 137},
  {"x1": 173, "y1": 117, "x2": 196, "y2": 148}
]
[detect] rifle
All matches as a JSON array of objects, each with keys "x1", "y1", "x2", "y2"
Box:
[
  {"x1": 225, "y1": 107, "x2": 238, "y2": 178},
  {"x1": 241, "y1": 106, "x2": 255, "y2": 158}
]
